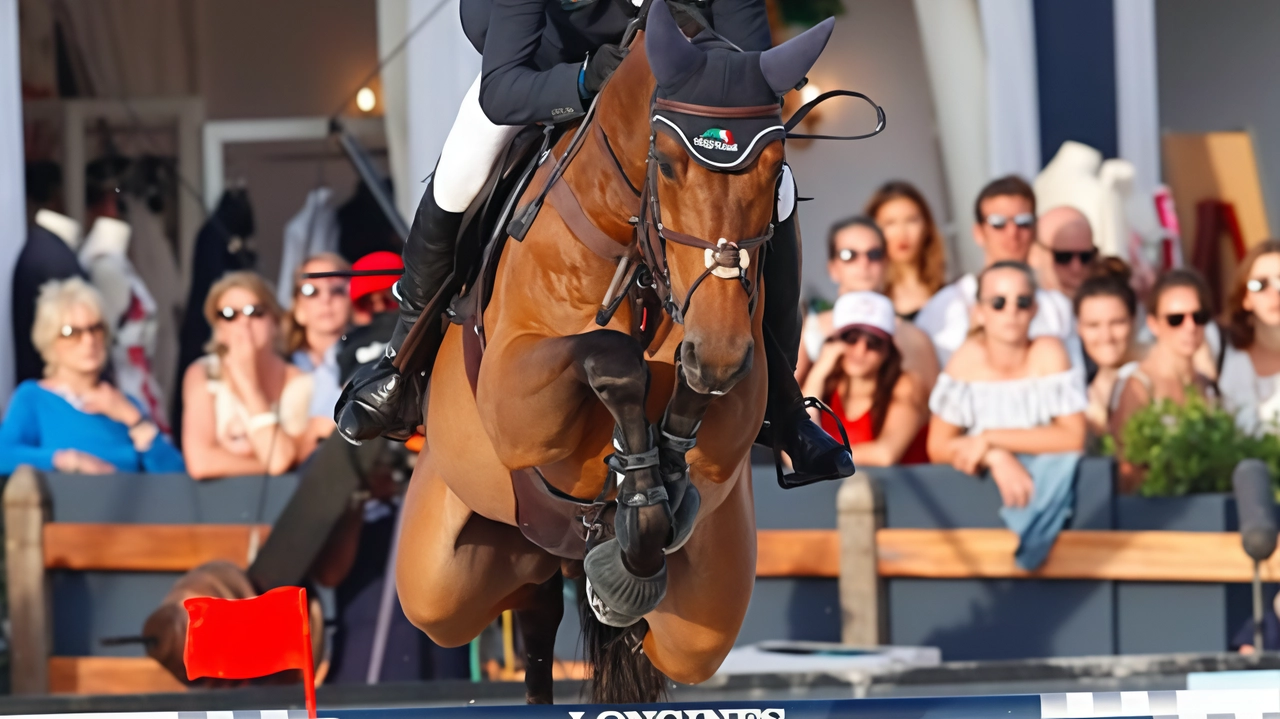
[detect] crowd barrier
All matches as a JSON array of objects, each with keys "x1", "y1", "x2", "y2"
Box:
[{"x1": 3, "y1": 458, "x2": 1270, "y2": 696}]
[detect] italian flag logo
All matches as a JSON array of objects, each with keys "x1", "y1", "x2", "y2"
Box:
[{"x1": 694, "y1": 127, "x2": 739, "y2": 152}]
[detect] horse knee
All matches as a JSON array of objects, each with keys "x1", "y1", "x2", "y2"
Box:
[
  {"x1": 646, "y1": 630, "x2": 734, "y2": 684},
  {"x1": 579, "y1": 331, "x2": 649, "y2": 404},
  {"x1": 400, "y1": 599, "x2": 477, "y2": 648}
]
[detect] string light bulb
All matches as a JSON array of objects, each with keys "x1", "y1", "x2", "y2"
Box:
[{"x1": 356, "y1": 87, "x2": 377, "y2": 113}]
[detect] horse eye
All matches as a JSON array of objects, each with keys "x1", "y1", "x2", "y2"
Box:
[{"x1": 658, "y1": 162, "x2": 674, "y2": 179}]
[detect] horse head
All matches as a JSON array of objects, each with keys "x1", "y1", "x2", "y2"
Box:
[{"x1": 644, "y1": 2, "x2": 833, "y2": 394}]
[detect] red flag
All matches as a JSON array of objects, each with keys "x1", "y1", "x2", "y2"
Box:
[{"x1": 183, "y1": 586, "x2": 316, "y2": 717}]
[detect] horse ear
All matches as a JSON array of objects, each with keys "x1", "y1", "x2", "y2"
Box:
[
  {"x1": 759, "y1": 17, "x2": 835, "y2": 95},
  {"x1": 645, "y1": 0, "x2": 704, "y2": 89}
]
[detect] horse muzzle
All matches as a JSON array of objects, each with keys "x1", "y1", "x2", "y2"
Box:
[{"x1": 680, "y1": 337, "x2": 753, "y2": 396}]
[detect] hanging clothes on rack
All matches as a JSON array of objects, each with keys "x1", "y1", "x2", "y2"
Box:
[
  {"x1": 124, "y1": 195, "x2": 184, "y2": 405},
  {"x1": 277, "y1": 187, "x2": 341, "y2": 307},
  {"x1": 337, "y1": 179, "x2": 401, "y2": 263}
]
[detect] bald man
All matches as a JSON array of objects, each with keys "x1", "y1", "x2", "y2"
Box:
[{"x1": 1031, "y1": 205, "x2": 1098, "y2": 298}]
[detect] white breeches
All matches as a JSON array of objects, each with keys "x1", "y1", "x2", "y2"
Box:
[{"x1": 433, "y1": 74, "x2": 524, "y2": 213}]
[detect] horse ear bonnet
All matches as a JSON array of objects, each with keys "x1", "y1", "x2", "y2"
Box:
[{"x1": 646, "y1": 1, "x2": 834, "y2": 170}]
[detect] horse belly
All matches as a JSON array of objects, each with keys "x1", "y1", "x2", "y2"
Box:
[{"x1": 426, "y1": 324, "x2": 518, "y2": 525}]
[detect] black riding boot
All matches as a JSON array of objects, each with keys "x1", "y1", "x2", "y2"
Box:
[
  {"x1": 760, "y1": 211, "x2": 854, "y2": 486},
  {"x1": 335, "y1": 181, "x2": 464, "y2": 443}
]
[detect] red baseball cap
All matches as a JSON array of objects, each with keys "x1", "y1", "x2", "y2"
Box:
[{"x1": 350, "y1": 251, "x2": 404, "y2": 302}]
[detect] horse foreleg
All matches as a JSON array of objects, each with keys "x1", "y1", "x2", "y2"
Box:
[
  {"x1": 516, "y1": 571, "x2": 564, "y2": 704},
  {"x1": 563, "y1": 330, "x2": 672, "y2": 627}
]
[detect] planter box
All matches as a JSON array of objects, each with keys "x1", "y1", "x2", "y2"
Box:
[{"x1": 1114, "y1": 493, "x2": 1261, "y2": 655}]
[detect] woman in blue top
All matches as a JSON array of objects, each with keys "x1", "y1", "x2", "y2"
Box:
[{"x1": 0, "y1": 277, "x2": 185, "y2": 475}]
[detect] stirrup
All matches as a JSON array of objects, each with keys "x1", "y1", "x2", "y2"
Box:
[{"x1": 771, "y1": 396, "x2": 854, "y2": 490}]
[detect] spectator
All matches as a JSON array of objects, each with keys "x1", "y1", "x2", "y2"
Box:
[
  {"x1": 915, "y1": 176, "x2": 1076, "y2": 367},
  {"x1": 0, "y1": 278, "x2": 184, "y2": 475},
  {"x1": 1030, "y1": 206, "x2": 1097, "y2": 298},
  {"x1": 864, "y1": 181, "x2": 947, "y2": 321},
  {"x1": 339, "y1": 251, "x2": 403, "y2": 384},
  {"x1": 1210, "y1": 239, "x2": 1280, "y2": 435},
  {"x1": 284, "y1": 253, "x2": 351, "y2": 434},
  {"x1": 181, "y1": 272, "x2": 314, "y2": 480},
  {"x1": 1074, "y1": 259, "x2": 1141, "y2": 446},
  {"x1": 801, "y1": 292, "x2": 928, "y2": 465},
  {"x1": 928, "y1": 261, "x2": 1086, "y2": 508},
  {"x1": 1111, "y1": 269, "x2": 1216, "y2": 493},
  {"x1": 796, "y1": 217, "x2": 939, "y2": 400}
]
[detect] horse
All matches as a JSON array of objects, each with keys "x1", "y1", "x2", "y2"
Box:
[{"x1": 394, "y1": 1, "x2": 835, "y2": 704}]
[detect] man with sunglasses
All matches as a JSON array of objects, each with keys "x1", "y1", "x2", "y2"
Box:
[
  {"x1": 1030, "y1": 205, "x2": 1097, "y2": 299},
  {"x1": 915, "y1": 175, "x2": 1078, "y2": 367}
]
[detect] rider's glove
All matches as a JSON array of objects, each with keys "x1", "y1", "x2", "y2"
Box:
[{"x1": 582, "y1": 44, "x2": 627, "y2": 96}]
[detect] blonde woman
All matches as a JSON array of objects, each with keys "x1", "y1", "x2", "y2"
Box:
[
  {"x1": 0, "y1": 278, "x2": 184, "y2": 474},
  {"x1": 181, "y1": 272, "x2": 314, "y2": 479},
  {"x1": 283, "y1": 253, "x2": 351, "y2": 423}
]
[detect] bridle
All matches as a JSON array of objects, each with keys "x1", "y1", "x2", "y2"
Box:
[
  {"x1": 511, "y1": 21, "x2": 886, "y2": 335},
  {"x1": 632, "y1": 95, "x2": 780, "y2": 326}
]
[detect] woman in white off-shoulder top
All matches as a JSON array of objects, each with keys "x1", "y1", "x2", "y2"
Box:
[{"x1": 928, "y1": 261, "x2": 1087, "y2": 508}]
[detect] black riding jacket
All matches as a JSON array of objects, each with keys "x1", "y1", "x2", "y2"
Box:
[{"x1": 460, "y1": 0, "x2": 771, "y2": 126}]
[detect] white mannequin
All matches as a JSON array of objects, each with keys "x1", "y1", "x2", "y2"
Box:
[{"x1": 79, "y1": 216, "x2": 169, "y2": 429}]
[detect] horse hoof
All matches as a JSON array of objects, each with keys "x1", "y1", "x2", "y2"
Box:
[
  {"x1": 664, "y1": 482, "x2": 700, "y2": 554},
  {"x1": 584, "y1": 539, "x2": 667, "y2": 622},
  {"x1": 585, "y1": 577, "x2": 641, "y2": 628}
]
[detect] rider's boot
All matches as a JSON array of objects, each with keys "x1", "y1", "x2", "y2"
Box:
[
  {"x1": 335, "y1": 181, "x2": 463, "y2": 443},
  {"x1": 760, "y1": 209, "x2": 854, "y2": 486}
]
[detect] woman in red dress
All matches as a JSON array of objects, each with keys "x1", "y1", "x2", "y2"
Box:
[{"x1": 801, "y1": 291, "x2": 930, "y2": 465}]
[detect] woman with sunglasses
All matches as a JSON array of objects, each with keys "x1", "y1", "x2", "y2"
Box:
[
  {"x1": 796, "y1": 217, "x2": 939, "y2": 400},
  {"x1": 801, "y1": 292, "x2": 929, "y2": 466},
  {"x1": 181, "y1": 272, "x2": 314, "y2": 480},
  {"x1": 864, "y1": 181, "x2": 947, "y2": 322},
  {"x1": 929, "y1": 261, "x2": 1087, "y2": 509},
  {"x1": 1110, "y1": 269, "x2": 1216, "y2": 492},
  {"x1": 284, "y1": 253, "x2": 352, "y2": 430},
  {"x1": 1208, "y1": 240, "x2": 1280, "y2": 435},
  {"x1": 0, "y1": 278, "x2": 184, "y2": 475}
]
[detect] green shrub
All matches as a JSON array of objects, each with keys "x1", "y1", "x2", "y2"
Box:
[{"x1": 1120, "y1": 393, "x2": 1280, "y2": 497}]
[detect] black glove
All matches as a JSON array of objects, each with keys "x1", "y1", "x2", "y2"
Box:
[{"x1": 583, "y1": 44, "x2": 627, "y2": 95}]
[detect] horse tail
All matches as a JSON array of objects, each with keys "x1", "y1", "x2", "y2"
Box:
[{"x1": 577, "y1": 578, "x2": 668, "y2": 704}]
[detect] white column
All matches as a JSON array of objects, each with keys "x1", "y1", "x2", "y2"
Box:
[
  {"x1": 378, "y1": 0, "x2": 412, "y2": 223},
  {"x1": 912, "y1": 0, "x2": 989, "y2": 275},
  {"x1": 404, "y1": 0, "x2": 481, "y2": 219},
  {"x1": 0, "y1": 0, "x2": 25, "y2": 405},
  {"x1": 978, "y1": 0, "x2": 1041, "y2": 181},
  {"x1": 1114, "y1": 0, "x2": 1160, "y2": 197}
]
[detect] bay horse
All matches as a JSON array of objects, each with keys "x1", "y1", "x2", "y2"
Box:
[{"x1": 395, "y1": 1, "x2": 835, "y2": 703}]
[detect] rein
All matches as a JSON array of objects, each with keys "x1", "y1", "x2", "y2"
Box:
[{"x1": 510, "y1": 32, "x2": 886, "y2": 335}]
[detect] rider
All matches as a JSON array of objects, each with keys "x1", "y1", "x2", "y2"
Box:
[{"x1": 335, "y1": 0, "x2": 854, "y2": 483}]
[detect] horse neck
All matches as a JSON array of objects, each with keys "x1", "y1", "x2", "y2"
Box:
[{"x1": 561, "y1": 53, "x2": 655, "y2": 238}]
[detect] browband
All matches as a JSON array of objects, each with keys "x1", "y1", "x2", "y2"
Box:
[{"x1": 655, "y1": 97, "x2": 780, "y2": 119}]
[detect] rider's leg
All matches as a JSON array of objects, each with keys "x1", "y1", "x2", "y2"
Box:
[
  {"x1": 760, "y1": 167, "x2": 854, "y2": 482},
  {"x1": 336, "y1": 74, "x2": 522, "y2": 442}
]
